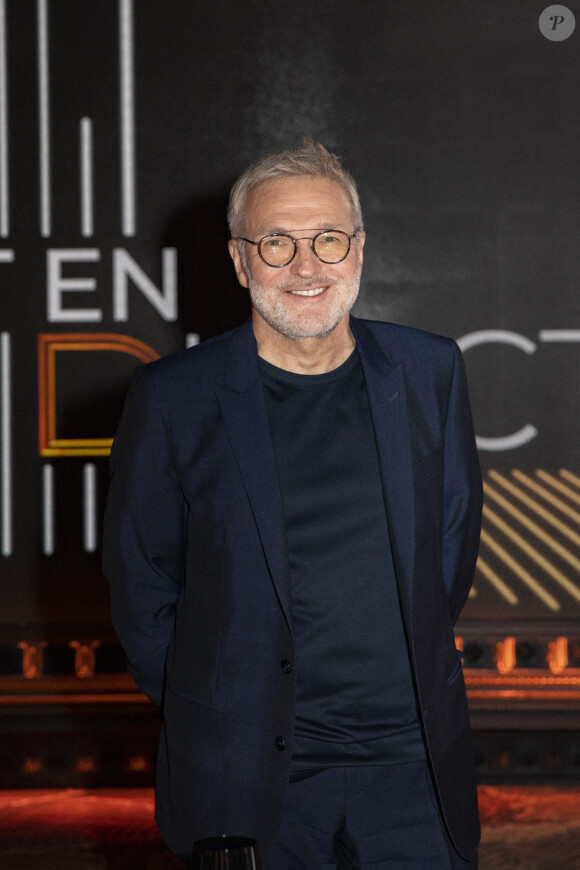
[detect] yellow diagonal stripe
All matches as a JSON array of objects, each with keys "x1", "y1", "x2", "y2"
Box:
[
  {"x1": 484, "y1": 481, "x2": 580, "y2": 573},
  {"x1": 488, "y1": 470, "x2": 580, "y2": 548},
  {"x1": 483, "y1": 504, "x2": 580, "y2": 603},
  {"x1": 511, "y1": 471, "x2": 580, "y2": 525},
  {"x1": 560, "y1": 469, "x2": 580, "y2": 491},
  {"x1": 536, "y1": 470, "x2": 580, "y2": 506},
  {"x1": 475, "y1": 555, "x2": 519, "y2": 605},
  {"x1": 479, "y1": 526, "x2": 560, "y2": 611}
]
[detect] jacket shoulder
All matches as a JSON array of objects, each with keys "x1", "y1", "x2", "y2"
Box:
[
  {"x1": 354, "y1": 317, "x2": 458, "y2": 369},
  {"x1": 122, "y1": 326, "x2": 241, "y2": 413},
  {"x1": 146, "y1": 327, "x2": 234, "y2": 379}
]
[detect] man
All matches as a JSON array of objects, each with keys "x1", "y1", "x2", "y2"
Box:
[{"x1": 103, "y1": 140, "x2": 483, "y2": 868}]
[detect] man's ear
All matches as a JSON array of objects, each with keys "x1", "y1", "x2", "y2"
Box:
[
  {"x1": 357, "y1": 231, "x2": 366, "y2": 267},
  {"x1": 228, "y1": 239, "x2": 249, "y2": 289}
]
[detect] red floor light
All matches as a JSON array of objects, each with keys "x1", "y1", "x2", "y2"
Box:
[{"x1": 0, "y1": 787, "x2": 579, "y2": 869}]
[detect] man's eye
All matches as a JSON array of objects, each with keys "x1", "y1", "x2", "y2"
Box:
[{"x1": 264, "y1": 236, "x2": 291, "y2": 248}]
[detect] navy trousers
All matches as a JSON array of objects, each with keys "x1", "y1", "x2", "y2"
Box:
[{"x1": 261, "y1": 761, "x2": 478, "y2": 869}]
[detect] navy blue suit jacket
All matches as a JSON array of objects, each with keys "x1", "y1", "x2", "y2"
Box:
[{"x1": 103, "y1": 316, "x2": 483, "y2": 861}]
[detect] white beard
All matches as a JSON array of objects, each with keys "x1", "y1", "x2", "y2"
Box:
[{"x1": 247, "y1": 264, "x2": 362, "y2": 342}]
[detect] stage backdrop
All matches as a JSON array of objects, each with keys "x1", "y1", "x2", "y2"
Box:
[{"x1": 1, "y1": 0, "x2": 580, "y2": 783}]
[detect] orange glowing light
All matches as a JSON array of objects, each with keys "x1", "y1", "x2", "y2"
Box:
[{"x1": 38, "y1": 333, "x2": 159, "y2": 457}]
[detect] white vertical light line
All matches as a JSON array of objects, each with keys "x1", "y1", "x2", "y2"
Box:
[
  {"x1": 42, "y1": 463, "x2": 54, "y2": 555},
  {"x1": 0, "y1": 0, "x2": 9, "y2": 237},
  {"x1": 37, "y1": 0, "x2": 51, "y2": 237},
  {"x1": 186, "y1": 333, "x2": 200, "y2": 348},
  {"x1": 119, "y1": 0, "x2": 136, "y2": 236},
  {"x1": 83, "y1": 462, "x2": 97, "y2": 552},
  {"x1": 1, "y1": 331, "x2": 12, "y2": 555},
  {"x1": 80, "y1": 117, "x2": 93, "y2": 237}
]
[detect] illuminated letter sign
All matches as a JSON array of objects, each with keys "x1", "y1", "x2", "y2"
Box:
[
  {"x1": 38, "y1": 333, "x2": 159, "y2": 457},
  {"x1": 457, "y1": 330, "x2": 538, "y2": 451}
]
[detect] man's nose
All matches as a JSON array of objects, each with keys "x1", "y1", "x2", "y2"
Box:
[{"x1": 290, "y1": 238, "x2": 318, "y2": 275}]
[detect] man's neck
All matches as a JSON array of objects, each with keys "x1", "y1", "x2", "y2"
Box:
[{"x1": 252, "y1": 313, "x2": 356, "y2": 374}]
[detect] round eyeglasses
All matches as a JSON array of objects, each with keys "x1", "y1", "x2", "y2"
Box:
[{"x1": 239, "y1": 229, "x2": 359, "y2": 268}]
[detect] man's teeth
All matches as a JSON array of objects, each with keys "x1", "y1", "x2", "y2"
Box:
[{"x1": 289, "y1": 287, "x2": 325, "y2": 296}]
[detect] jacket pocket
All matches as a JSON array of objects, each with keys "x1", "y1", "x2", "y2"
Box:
[
  {"x1": 163, "y1": 684, "x2": 225, "y2": 736},
  {"x1": 445, "y1": 649, "x2": 466, "y2": 686},
  {"x1": 413, "y1": 446, "x2": 443, "y2": 489}
]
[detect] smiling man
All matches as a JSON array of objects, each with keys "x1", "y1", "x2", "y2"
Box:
[
  {"x1": 103, "y1": 140, "x2": 483, "y2": 869},
  {"x1": 229, "y1": 174, "x2": 364, "y2": 363}
]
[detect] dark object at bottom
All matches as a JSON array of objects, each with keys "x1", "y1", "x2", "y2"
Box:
[{"x1": 190, "y1": 836, "x2": 261, "y2": 869}]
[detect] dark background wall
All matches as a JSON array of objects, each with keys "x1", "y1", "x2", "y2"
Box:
[{"x1": 1, "y1": 1, "x2": 579, "y2": 669}]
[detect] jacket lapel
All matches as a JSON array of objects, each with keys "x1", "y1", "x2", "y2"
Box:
[
  {"x1": 214, "y1": 320, "x2": 293, "y2": 634},
  {"x1": 352, "y1": 317, "x2": 416, "y2": 629}
]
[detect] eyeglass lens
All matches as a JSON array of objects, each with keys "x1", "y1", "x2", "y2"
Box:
[{"x1": 259, "y1": 231, "x2": 351, "y2": 266}]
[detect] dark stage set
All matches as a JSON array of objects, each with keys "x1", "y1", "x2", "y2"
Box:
[{"x1": 1, "y1": 1, "x2": 580, "y2": 867}]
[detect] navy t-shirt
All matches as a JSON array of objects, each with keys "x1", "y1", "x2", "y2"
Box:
[{"x1": 259, "y1": 349, "x2": 425, "y2": 774}]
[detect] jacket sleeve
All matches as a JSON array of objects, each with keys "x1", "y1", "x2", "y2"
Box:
[
  {"x1": 102, "y1": 365, "x2": 186, "y2": 707},
  {"x1": 442, "y1": 340, "x2": 483, "y2": 625}
]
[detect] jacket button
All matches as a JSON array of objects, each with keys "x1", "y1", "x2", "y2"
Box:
[
  {"x1": 275, "y1": 736, "x2": 285, "y2": 751},
  {"x1": 280, "y1": 659, "x2": 292, "y2": 674}
]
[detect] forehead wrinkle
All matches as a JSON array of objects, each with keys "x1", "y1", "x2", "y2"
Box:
[
  {"x1": 260, "y1": 225, "x2": 339, "y2": 237},
  {"x1": 243, "y1": 177, "x2": 354, "y2": 239}
]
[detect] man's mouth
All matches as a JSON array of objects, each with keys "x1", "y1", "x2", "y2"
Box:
[{"x1": 288, "y1": 287, "x2": 326, "y2": 297}]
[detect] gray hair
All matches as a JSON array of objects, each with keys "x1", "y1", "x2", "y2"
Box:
[{"x1": 227, "y1": 139, "x2": 363, "y2": 239}]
